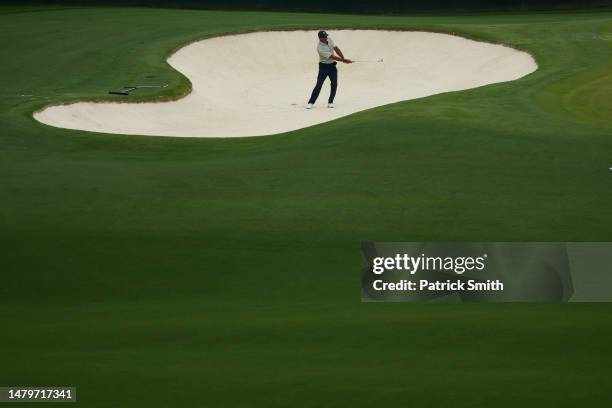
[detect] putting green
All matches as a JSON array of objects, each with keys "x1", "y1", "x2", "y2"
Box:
[{"x1": 2, "y1": 6, "x2": 612, "y2": 408}]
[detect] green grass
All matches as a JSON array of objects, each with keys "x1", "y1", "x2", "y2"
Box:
[{"x1": 2, "y1": 6, "x2": 612, "y2": 407}]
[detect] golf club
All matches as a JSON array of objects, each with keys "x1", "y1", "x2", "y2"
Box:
[{"x1": 353, "y1": 58, "x2": 384, "y2": 63}]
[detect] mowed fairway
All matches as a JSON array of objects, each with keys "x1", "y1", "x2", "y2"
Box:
[{"x1": 2, "y1": 6, "x2": 612, "y2": 407}]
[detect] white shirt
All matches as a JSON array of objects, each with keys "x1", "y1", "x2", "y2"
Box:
[{"x1": 317, "y1": 37, "x2": 336, "y2": 64}]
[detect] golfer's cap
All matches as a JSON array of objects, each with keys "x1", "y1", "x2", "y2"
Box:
[{"x1": 318, "y1": 30, "x2": 328, "y2": 38}]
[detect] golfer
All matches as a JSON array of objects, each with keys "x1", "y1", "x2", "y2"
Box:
[{"x1": 306, "y1": 30, "x2": 352, "y2": 109}]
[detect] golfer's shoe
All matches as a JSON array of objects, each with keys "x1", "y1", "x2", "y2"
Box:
[
  {"x1": 306, "y1": 103, "x2": 313, "y2": 109},
  {"x1": 328, "y1": 103, "x2": 335, "y2": 108}
]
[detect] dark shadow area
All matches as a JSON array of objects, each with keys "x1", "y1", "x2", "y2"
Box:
[{"x1": 3, "y1": 0, "x2": 612, "y2": 13}]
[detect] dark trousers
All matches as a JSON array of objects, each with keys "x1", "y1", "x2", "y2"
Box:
[{"x1": 308, "y1": 62, "x2": 337, "y2": 104}]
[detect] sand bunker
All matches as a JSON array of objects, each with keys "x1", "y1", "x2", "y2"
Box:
[{"x1": 34, "y1": 30, "x2": 537, "y2": 138}]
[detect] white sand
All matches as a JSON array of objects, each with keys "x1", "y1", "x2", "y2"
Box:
[{"x1": 34, "y1": 30, "x2": 537, "y2": 138}]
